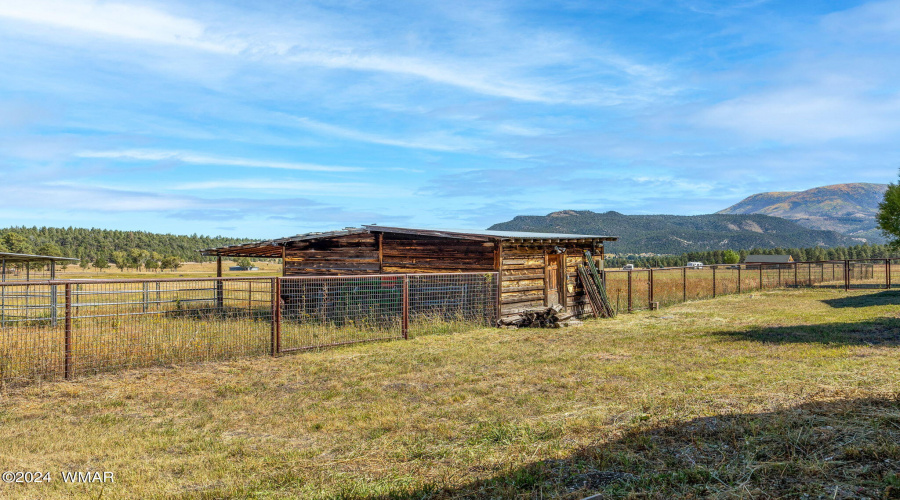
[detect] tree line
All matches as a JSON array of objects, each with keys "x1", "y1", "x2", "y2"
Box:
[
  {"x1": 0, "y1": 226, "x2": 254, "y2": 271},
  {"x1": 604, "y1": 243, "x2": 898, "y2": 268}
]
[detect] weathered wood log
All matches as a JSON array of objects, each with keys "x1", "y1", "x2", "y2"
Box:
[{"x1": 496, "y1": 306, "x2": 582, "y2": 328}]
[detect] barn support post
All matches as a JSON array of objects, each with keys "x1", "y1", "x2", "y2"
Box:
[
  {"x1": 215, "y1": 256, "x2": 224, "y2": 311},
  {"x1": 402, "y1": 274, "x2": 409, "y2": 340},
  {"x1": 50, "y1": 261, "x2": 58, "y2": 327},
  {"x1": 712, "y1": 266, "x2": 716, "y2": 298},
  {"x1": 64, "y1": 283, "x2": 72, "y2": 380},
  {"x1": 627, "y1": 270, "x2": 633, "y2": 312},
  {"x1": 270, "y1": 277, "x2": 281, "y2": 356}
]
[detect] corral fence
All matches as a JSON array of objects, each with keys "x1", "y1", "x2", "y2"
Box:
[
  {"x1": 602, "y1": 258, "x2": 900, "y2": 313},
  {"x1": 0, "y1": 272, "x2": 498, "y2": 387}
]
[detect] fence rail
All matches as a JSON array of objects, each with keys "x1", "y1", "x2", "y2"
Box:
[
  {"x1": 601, "y1": 258, "x2": 900, "y2": 313},
  {"x1": 0, "y1": 272, "x2": 498, "y2": 387},
  {"x1": 1, "y1": 258, "x2": 897, "y2": 387}
]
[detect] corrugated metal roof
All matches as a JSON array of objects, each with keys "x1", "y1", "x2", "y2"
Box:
[
  {"x1": 200, "y1": 229, "x2": 367, "y2": 256},
  {"x1": 0, "y1": 252, "x2": 80, "y2": 263},
  {"x1": 362, "y1": 225, "x2": 618, "y2": 241}
]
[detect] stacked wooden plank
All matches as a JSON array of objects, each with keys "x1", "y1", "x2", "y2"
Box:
[
  {"x1": 577, "y1": 264, "x2": 615, "y2": 318},
  {"x1": 584, "y1": 251, "x2": 616, "y2": 317},
  {"x1": 496, "y1": 305, "x2": 584, "y2": 328}
]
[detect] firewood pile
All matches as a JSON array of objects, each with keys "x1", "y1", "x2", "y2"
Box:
[{"x1": 496, "y1": 304, "x2": 584, "y2": 329}]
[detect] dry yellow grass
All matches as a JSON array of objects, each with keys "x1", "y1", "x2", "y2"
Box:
[{"x1": 0, "y1": 288, "x2": 898, "y2": 499}]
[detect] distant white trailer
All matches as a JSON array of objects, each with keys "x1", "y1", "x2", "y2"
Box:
[
  {"x1": 686, "y1": 261, "x2": 704, "y2": 269},
  {"x1": 622, "y1": 264, "x2": 634, "y2": 270}
]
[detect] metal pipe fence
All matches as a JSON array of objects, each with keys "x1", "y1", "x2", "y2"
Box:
[
  {"x1": 0, "y1": 272, "x2": 498, "y2": 387},
  {"x1": 601, "y1": 258, "x2": 900, "y2": 313}
]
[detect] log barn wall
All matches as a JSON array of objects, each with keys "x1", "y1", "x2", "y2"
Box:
[
  {"x1": 283, "y1": 233, "x2": 380, "y2": 275},
  {"x1": 499, "y1": 246, "x2": 547, "y2": 316},
  {"x1": 380, "y1": 233, "x2": 496, "y2": 273},
  {"x1": 498, "y1": 243, "x2": 604, "y2": 318}
]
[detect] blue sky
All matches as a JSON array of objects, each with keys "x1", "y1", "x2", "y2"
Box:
[{"x1": 1, "y1": 0, "x2": 898, "y2": 238}]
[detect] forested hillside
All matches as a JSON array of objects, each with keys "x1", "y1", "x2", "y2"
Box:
[
  {"x1": 489, "y1": 210, "x2": 855, "y2": 254},
  {"x1": 0, "y1": 226, "x2": 254, "y2": 263}
]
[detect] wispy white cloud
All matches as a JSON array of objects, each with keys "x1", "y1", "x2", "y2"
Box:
[
  {"x1": 0, "y1": 0, "x2": 668, "y2": 105},
  {"x1": 0, "y1": 0, "x2": 241, "y2": 53},
  {"x1": 77, "y1": 149, "x2": 362, "y2": 172},
  {"x1": 287, "y1": 116, "x2": 487, "y2": 152},
  {"x1": 172, "y1": 179, "x2": 405, "y2": 197}
]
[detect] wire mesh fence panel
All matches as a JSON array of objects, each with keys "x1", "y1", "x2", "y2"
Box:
[
  {"x1": 0, "y1": 278, "x2": 274, "y2": 386},
  {"x1": 713, "y1": 267, "x2": 741, "y2": 296},
  {"x1": 278, "y1": 275, "x2": 404, "y2": 351},
  {"x1": 603, "y1": 271, "x2": 630, "y2": 315},
  {"x1": 847, "y1": 260, "x2": 886, "y2": 289},
  {"x1": 685, "y1": 268, "x2": 714, "y2": 301},
  {"x1": 0, "y1": 282, "x2": 65, "y2": 384},
  {"x1": 651, "y1": 268, "x2": 687, "y2": 307},
  {"x1": 890, "y1": 259, "x2": 900, "y2": 289},
  {"x1": 67, "y1": 279, "x2": 272, "y2": 378},
  {"x1": 626, "y1": 270, "x2": 648, "y2": 311},
  {"x1": 408, "y1": 273, "x2": 498, "y2": 337}
]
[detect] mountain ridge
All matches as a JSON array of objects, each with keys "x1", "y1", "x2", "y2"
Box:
[
  {"x1": 717, "y1": 182, "x2": 887, "y2": 242},
  {"x1": 489, "y1": 211, "x2": 855, "y2": 254}
]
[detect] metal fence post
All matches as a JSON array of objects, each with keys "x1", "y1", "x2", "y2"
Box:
[
  {"x1": 495, "y1": 272, "x2": 502, "y2": 325},
  {"x1": 887, "y1": 259, "x2": 891, "y2": 289},
  {"x1": 270, "y1": 277, "x2": 281, "y2": 356},
  {"x1": 738, "y1": 266, "x2": 742, "y2": 293},
  {"x1": 845, "y1": 260, "x2": 850, "y2": 291},
  {"x1": 759, "y1": 265, "x2": 763, "y2": 290},
  {"x1": 627, "y1": 270, "x2": 633, "y2": 312},
  {"x1": 402, "y1": 275, "x2": 409, "y2": 339},
  {"x1": 64, "y1": 283, "x2": 72, "y2": 380},
  {"x1": 712, "y1": 266, "x2": 717, "y2": 297},
  {"x1": 648, "y1": 268, "x2": 654, "y2": 308},
  {"x1": 682, "y1": 267, "x2": 687, "y2": 302}
]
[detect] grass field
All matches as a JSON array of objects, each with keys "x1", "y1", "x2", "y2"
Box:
[{"x1": 1, "y1": 288, "x2": 899, "y2": 499}]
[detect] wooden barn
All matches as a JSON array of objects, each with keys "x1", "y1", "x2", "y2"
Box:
[{"x1": 201, "y1": 226, "x2": 617, "y2": 318}]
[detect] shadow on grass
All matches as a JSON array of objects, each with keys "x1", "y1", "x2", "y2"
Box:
[
  {"x1": 712, "y1": 317, "x2": 900, "y2": 346},
  {"x1": 822, "y1": 290, "x2": 900, "y2": 309},
  {"x1": 347, "y1": 395, "x2": 900, "y2": 500}
]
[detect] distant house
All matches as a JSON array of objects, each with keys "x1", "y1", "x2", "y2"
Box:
[{"x1": 744, "y1": 255, "x2": 793, "y2": 264}]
